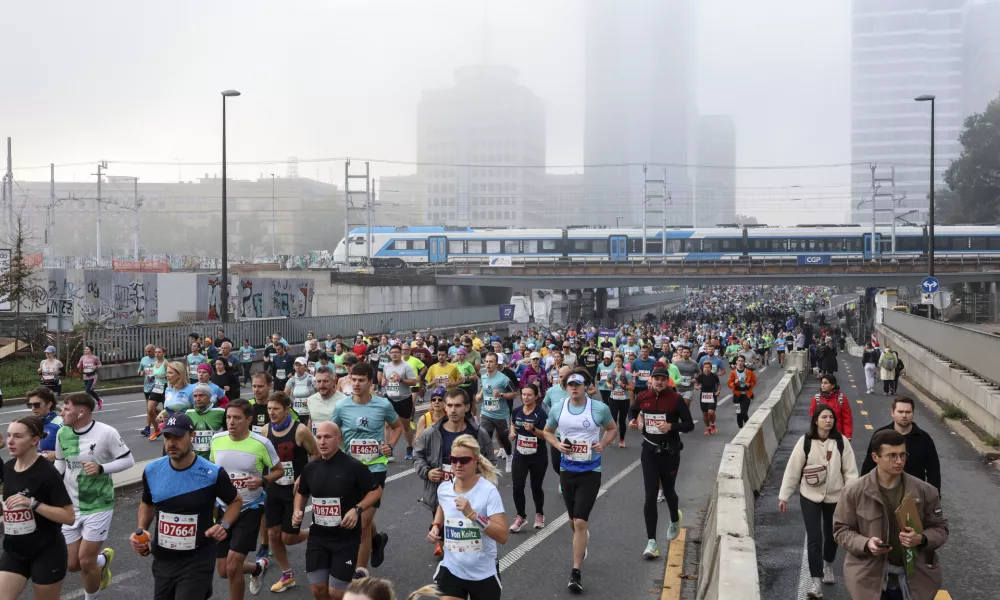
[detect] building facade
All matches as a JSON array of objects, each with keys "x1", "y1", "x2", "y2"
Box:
[{"x1": 694, "y1": 115, "x2": 737, "y2": 227}]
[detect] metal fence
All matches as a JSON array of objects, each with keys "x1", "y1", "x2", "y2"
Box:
[
  {"x1": 86, "y1": 305, "x2": 508, "y2": 363},
  {"x1": 883, "y1": 309, "x2": 1000, "y2": 387},
  {"x1": 616, "y1": 290, "x2": 687, "y2": 309}
]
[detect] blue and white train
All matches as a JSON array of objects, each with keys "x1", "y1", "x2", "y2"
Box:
[{"x1": 332, "y1": 225, "x2": 1000, "y2": 267}]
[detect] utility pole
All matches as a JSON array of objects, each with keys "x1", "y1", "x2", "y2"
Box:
[
  {"x1": 95, "y1": 161, "x2": 108, "y2": 262},
  {"x1": 344, "y1": 159, "x2": 371, "y2": 267},
  {"x1": 643, "y1": 164, "x2": 665, "y2": 259},
  {"x1": 270, "y1": 174, "x2": 276, "y2": 257},
  {"x1": 867, "y1": 162, "x2": 902, "y2": 260},
  {"x1": 133, "y1": 176, "x2": 141, "y2": 259},
  {"x1": 365, "y1": 164, "x2": 372, "y2": 266},
  {"x1": 662, "y1": 168, "x2": 668, "y2": 257},
  {"x1": 48, "y1": 164, "x2": 55, "y2": 258},
  {"x1": 5, "y1": 138, "x2": 12, "y2": 244},
  {"x1": 642, "y1": 163, "x2": 648, "y2": 259}
]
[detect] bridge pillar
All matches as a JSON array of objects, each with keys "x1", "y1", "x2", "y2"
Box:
[{"x1": 595, "y1": 288, "x2": 608, "y2": 324}]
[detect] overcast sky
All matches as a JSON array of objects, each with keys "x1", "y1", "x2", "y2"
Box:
[{"x1": 2, "y1": 0, "x2": 851, "y2": 224}]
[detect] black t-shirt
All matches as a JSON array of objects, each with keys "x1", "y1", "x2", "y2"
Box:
[
  {"x1": 695, "y1": 373, "x2": 721, "y2": 395},
  {"x1": 270, "y1": 353, "x2": 295, "y2": 389},
  {"x1": 2, "y1": 456, "x2": 72, "y2": 556},
  {"x1": 142, "y1": 456, "x2": 238, "y2": 559},
  {"x1": 297, "y1": 451, "x2": 378, "y2": 544},
  {"x1": 440, "y1": 423, "x2": 477, "y2": 463},
  {"x1": 511, "y1": 405, "x2": 548, "y2": 460},
  {"x1": 249, "y1": 399, "x2": 270, "y2": 434},
  {"x1": 581, "y1": 348, "x2": 599, "y2": 373}
]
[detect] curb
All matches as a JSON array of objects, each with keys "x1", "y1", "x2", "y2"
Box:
[
  {"x1": 4, "y1": 385, "x2": 145, "y2": 406},
  {"x1": 902, "y1": 375, "x2": 1000, "y2": 465}
]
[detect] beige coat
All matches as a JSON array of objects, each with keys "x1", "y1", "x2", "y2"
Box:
[
  {"x1": 779, "y1": 435, "x2": 858, "y2": 504},
  {"x1": 833, "y1": 471, "x2": 949, "y2": 600}
]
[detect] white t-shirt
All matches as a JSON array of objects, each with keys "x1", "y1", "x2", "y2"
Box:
[{"x1": 437, "y1": 477, "x2": 504, "y2": 582}]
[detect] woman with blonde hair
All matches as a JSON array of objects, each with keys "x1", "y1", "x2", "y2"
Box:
[
  {"x1": 149, "y1": 361, "x2": 195, "y2": 441},
  {"x1": 344, "y1": 577, "x2": 440, "y2": 600},
  {"x1": 427, "y1": 434, "x2": 508, "y2": 600}
]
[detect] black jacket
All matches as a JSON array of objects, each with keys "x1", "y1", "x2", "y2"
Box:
[
  {"x1": 861, "y1": 349, "x2": 879, "y2": 366},
  {"x1": 860, "y1": 422, "x2": 941, "y2": 491}
]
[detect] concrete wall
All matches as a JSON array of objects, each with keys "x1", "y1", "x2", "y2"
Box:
[
  {"x1": 697, "y1": 351, "x2": 808, "y2": 600},
  {"x1": 877, "y1": 324, "x2": 1000, "y2": 437},
  {"x1": 17, "y1": 268, "x2": 161, "y2": 330}
]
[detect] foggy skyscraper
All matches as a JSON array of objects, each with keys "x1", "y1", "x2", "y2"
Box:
[{"x1": 583, "y1": 0, "x2": 695, "y2": 227}]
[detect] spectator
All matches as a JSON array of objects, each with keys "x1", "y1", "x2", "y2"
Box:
[{"x1": 860, "y1": 397, "x2": 941, "y2": 491}]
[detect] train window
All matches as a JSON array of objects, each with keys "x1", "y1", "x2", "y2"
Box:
[
  {"x1": 646, "y1": 240, "x2": 662, "y2": 253},
  {"x1": 970, "y1": 236, "x2": 988, "y2": 250},
  {"x1": 486, "y1": 240, "x2": 501, "y2": 253},
  {"x1": 467, "y1": 240, "x2": 483, "y2": 253},
  {"x1": 990, "y1": 237, "x2": 1000, "y2": 250},
  {"x1": 631, "y1": 239, "x2": 643, "y2": 253},
  {"x1": 573, "y1": 240, "x2": 591, "y2": 252},
  {"x1": 934, "y1": 236, "x2": 952, "y2": 250},
  {"x1": 720, "y1": 238, "x2": 740, "y2": 250},
  {"x1": 680, "y1": 239, "x2": 697, "y2": 252},
  {"x1": 896, "y1": 237, "x2": 922, "y2": 252},
  {"x1": 542, "y1": 240, "x2": 557, "y2": 251},
  {"x1": 412, "y1": 240, "x2": 426, "y2": 250},
  {"x1": 448, "y1": 241, "x2": 465, "y2": 254},
  {"x1": 392, "y1": 240, "x2": 408, "y2": 250},
  {"x1": 702, "y1": 239, "x2": 718, "y2": 252},
  {"x1": 504, "y1": 240, "x2": 520, "y2": 253},
  {"x1": 846, "y1": 238, "x2": 863, "y2": 252},
  {"x1": 593, "y1": 239, "x2": 609, "y2": 253},
  {"x1": 524, "y1": 240, "x2": 538, "y2": 253},
  {"x1": 665, "y1": 239, "x2": 681, "y2": 253}
]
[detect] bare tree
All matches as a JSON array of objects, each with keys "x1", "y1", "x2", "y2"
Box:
[{"x1": 0, "y1": 209, "x2": 38, "y2": 350}]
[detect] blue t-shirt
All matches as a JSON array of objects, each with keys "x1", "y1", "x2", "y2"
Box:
[
  {"x1": 480, "y1": 371, "x2": 513, "y2": 420},
  {"x1": 332, "y1": 396, "x2": 399, "y2": 473},
  {"x1": 139, "y1": 356, "x2": 157, "y2": 393},
  {"x1": 630, "y1": 358, "x2": 657, "y2": 391},
  {"x1": 440, "y1": 423, "x2": 476, "y2": 463},
  {"x1": 187, "y1": 353, "x2": 208, "y2": 381},
  {"x1": 165, "y1": 383, "x2": 196, "y2": 414},
  {"x1": 545, "y1": 398, "x2": 613, "y2": 472},
  {"x1": 698, "y1": 355, "x2": 727, "y2": 376},
  {"x1": 542, "y1": 385, "x2": 568, "y2": 413},
  {"x1": 596, "y1": 362, "x2": 617, "y2": 390}
]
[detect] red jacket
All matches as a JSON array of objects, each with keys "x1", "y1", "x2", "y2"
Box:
[{"x1": 809, "y1": 390, "x2": 854, "y2": 440}]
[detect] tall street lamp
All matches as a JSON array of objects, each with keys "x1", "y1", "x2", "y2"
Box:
[
  {"x1": 915, "y1": 94, "x2": 935, "y2": 278},
  {"x1": 270, "y1": 173, "x2": 276, "y2": 257},
  {"x1": 220, "y1": 89, "x2": 241, "y2": 323}
]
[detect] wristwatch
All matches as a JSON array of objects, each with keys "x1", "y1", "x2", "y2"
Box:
[
  {"x1": 354, "y1": 506, "x2": 364, "y2": 518},
  {"x1": 220, "y1": 520, "x2": 231, "y2": 531},
  {"x1": 30, "y1": 499, "x2": 40, "y2": 511}
]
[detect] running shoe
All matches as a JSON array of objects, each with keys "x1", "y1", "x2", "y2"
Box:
[
  {"x1": 807, "y1": 578, "x2": 824, "y2": 598},
  {"x1": 270, "y1": 572, "x2": 296, "y2": 593},
  {"x1": 148, "y1": 429, "x2": 162, "y2": 442},
  {"x1": 704, "y1": 427, "x2": 711, "y2": 435},
  {"x1": 509, "y1": 515, "x2": 527, "y2": 532},
  {"x1": 405, "y1": 447, "x2": 414, "y2": 460},
  {"x1": 568, "y1": 569, "x2": 583, "y2": 594},
  {"x1": 140, "y1": 426, "x2": 151, "y2": 436},
  {"x1": 822, "y1": 564, "x2": 835, "y2": 585},
  {"x1": 643, "y1": 539, "x2": 659, "y2": 559},
  {"x1": 353, "y1": 568, "x2": 370, "y2": 580},
  {"x1": 534, "y1": 513, "x2": 545, "y2": 529},
  {"x1": 99, "y1": 548, "x2": 114, "y2": 590},
  {"x1": 657, "y1": 489, "x2": 666, "y2": 503},
  {"x1": 433, "y1": 543, "x2": 443, "y2": 558},
  {"x1": 255, "y1": 545, "x2": 269, "y2": 563},
  {"x1": 249, "y1": 558, "x2": 268, "y2": 595},
  {"x1": 618, "y1": 440, "x2": 626, "y2": 448},
  {"x1": 97, "y1": 397, "x2": 104, "y2": 410},
  {"x1": 667, "y1": 510, "x2": 683, "y2": 541},
  {"x1": 505, "y1": 457, "x2": 512, "y2": 474},
  {"x1": 371, "y1": 532, "x2": 389, "y2": 568},
  {"x1": 711, "y1": 424, "x2": 717, "y2": 435}
]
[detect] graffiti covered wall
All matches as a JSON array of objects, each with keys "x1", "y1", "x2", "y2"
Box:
[
  {"x1": 17, "y1": 268, "x2": 159, "y2": 329},
  {"x1": 196, "y1": 275, "x2": 314, "y2": 321}
]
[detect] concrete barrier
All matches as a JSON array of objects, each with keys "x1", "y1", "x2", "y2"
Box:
[
  {"x1": 846, "y1": 335, "x2": 864, "y2": 358},
  {"x1": 696, "y1": 351, "x2": 808, "y2": 600},
  {"x1": 877, "y1": 324, "x2": 1000, "y2": 437}
]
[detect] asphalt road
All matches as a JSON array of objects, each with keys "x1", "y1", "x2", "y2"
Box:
[
  {"x1": 0, "y1": 358, "x2": 799, "y2": 600},
  {"x1": 755, "y1": 357, "x2": 1000, "y2": 600}
]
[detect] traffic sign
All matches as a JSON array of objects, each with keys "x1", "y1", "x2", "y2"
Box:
[
  {"x1": 932, "y1": 291, "x2": 952, "y2": 310},
  {"x1": 920, "y1": 277, "x2": 940, "y2": 294}
]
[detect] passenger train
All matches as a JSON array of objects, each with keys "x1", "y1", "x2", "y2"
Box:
[{"x1": 331, "y1": 225, "x2": 1000, "y2": 267}]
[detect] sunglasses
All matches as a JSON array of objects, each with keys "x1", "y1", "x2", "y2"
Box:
[
  {"x1": 448, "y1": 455, "x2": 475, "y2": 466},
  {"x1": 26, "y1": 402, "x2": 44, "y2": 409},
  {"x1": 431, "y1": 397, "x2": 445, "y2": 402}
]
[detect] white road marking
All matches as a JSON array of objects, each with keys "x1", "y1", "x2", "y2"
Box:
[
  {"x1": 63, "y1": 568, "x2": 144, "y2": 598},
  {"x1": 498, "y1": 458, "x2": 642, "y2": 572},
  {"x1": 796, "y1": 536, "x2": 812, "y2": 599},
  {"x1": 0, "y1": 398, "x2": 146, "y2": 417},
  {"x1": 0, "y1": 405, "x2": 142, "y2": 426}
]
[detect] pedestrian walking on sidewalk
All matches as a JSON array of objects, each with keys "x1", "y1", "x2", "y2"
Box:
[{"x1": 779, "y1": 404, "x2": 858, "y2": 598}]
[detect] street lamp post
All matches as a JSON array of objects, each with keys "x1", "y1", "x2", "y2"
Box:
[
  {"x1": 270, "y1": 173, "x2": 276, "y2": 258},
  {"x1": 915, "y1": 94, "x2": 935, "y2": 278},
  {"x1": 220, "y1": 89, "x2": 241, "y2": 324}
]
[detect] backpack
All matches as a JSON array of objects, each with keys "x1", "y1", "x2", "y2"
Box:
[
  {"x1": 803, "y1": 434, "x2": 844, "y2": 459},
  {"x1": 881, "y1": 352, "x2": 896, "y2": 371}
]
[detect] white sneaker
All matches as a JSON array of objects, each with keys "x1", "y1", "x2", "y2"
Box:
[
  {"x1": 657, "y1": 490, "x2": 666, "y2": 503},
  {"x1": 822, "y1": 564, "x2": 835, "y2": 585},
  {"x1": 807, "y1": 577, "x2": 823, "y2": 598},
  {"x1": 505, "y1": 457, "x2": 512, "y2": 474}
]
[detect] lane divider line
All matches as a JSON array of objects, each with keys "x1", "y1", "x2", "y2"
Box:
[
  {"x1": 796, "y1": 536, "x2": 812, "y2": 600},
  {"x1": 64, "y1": 568, "x2": 143, "y2": 599},
  {"x1": 661, "y1": 527, "x2": 687, "y2": 600}
]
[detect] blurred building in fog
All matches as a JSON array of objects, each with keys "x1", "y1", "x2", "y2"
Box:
[{"x1": 694, "y1": 115, "x2": 737, "y2": 227}]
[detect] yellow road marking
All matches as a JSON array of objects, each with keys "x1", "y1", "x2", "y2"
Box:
[
  {"x1": 865, "y1": 424, "x2": 874, "y2": 430},
  {"x1": 857, "y1": 400, "x2": 863, "y2": 405},
  {"x1": 661, "y1": 527, "x2": 687, "y2": 600},
  {"x1": 935, "y1": 592, "x2": 952, "y2": 600},
  {"x1": 860, "y1": 410, "x2": 868, "y2": 415}
]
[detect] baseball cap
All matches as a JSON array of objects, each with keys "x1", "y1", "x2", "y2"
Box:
[
  {"x1": 294, "y1": 356, "x2": 308, "y2": 365},
  {"x1": 161, "y1": 413, "x2": 194, "y2": 436},
  {"x1": 527, "y1": 343, "x2": 536, "y2": 350},
  {"x1": 431, "y1": 387, "x2": 447, "y2": 399},
  {"x1": 196, "y1": 363, "x2": 212, "y2": 373},
  {"x1": 651, "y1": 366, "x2": 671, "y2": 379},
  {"x1": 45, "y1": 345, "x2": 56, "y2": 353},
  {"x1": 603, "y1": 350, "x2": 613, "y2": 359},
  {"x1": 566, "y1": 373, "x2": 586, "y2": 386},
  {"x1": 529, "y1": 351, "x2": 541, "y2": 359}
]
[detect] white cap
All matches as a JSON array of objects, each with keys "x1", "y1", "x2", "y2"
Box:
[
  {"x1": 294, "y1": 356, "x2": 308, "y2": 365},
  {"x1": 529, "y1": 351, "x2": 541, "y2": 359},
  {"x1": 603, "y1": 351, "x2": 613, "y2": 358}
]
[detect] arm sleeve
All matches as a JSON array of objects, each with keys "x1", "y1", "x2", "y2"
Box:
[
  {"x1": 673, "y1": 396, "x2": 695, "y2": 433},
  {"x1": 101, "y1": 453, "x2": 136, "y2": 474},
  {"x1": 839, "y1": 394, "x2": 854, "y2": 439},
  {"x1": 485, "y1": 485, "x2": 505, "y2": 518},
  {"x1": 920, "y1": 488, "x2": 949, "y2": 551},
  {"x1": 383, "y1": 401, "x2": 399, "y2": 425},
  {"x1": 54, "y1": 436, "x2": 66, "y2": 474},
  {"x1": 833, "y1": 486, "x2": 872, "y2": 557},
  {"x1": 840, "y1": 442, "x2": 859, "y2": 486},
  {"x1": 809, "y1": 396, "x2": 817, "y2": 417},
  {"x1": 413, "y1": 430, "x2": 433, "y2": 480},
  {"x1": 261, "y1": 438, "x2": 279, "y2": 469},
  {"x1": 214, "y1": 467, "x2": 239, "y2": 504},
  {"x1": 45, "y1": 464, "x2": 73, "y2": 508}
]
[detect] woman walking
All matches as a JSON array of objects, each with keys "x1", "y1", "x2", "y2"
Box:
[
  {"x1": 778, "y1": 405, "x2": 858, "y2": 598},
  {"x1": 861, "y1": 342, "x2": 879, "y2": 394},
  {"x1": 878, "y1": 344, "x2": 899, "y2": 395}
]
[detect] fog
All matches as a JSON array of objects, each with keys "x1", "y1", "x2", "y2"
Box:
[{"x1": 1, "y1": 0, "x2": 850, "y2": 226}]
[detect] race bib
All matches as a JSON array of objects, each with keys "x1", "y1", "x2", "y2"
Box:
[
  {"x1": 152, "y1": 382, "x2": 165, "y2": 394},
  {"x1": 229, "y1": 471, "x2": 254, "y2": 501},
  {"x1": 644, "y1": 413, "x2": 667, "y2": 435},
  {"x1": 292, "y1": 396, "x2": 309, "y2": 414},
  {"x1": 516, "y1": 434, "x2": 538, "y2": 455},
  {"x1": 484, "y1": 397, "x2": 501, "y2": 412},
  {"x1": 679, "y1": 376, "x2": 691, "y2": 387},
  {"x1": 599, "y1": 370, "x2": 609, "y2": 383},
  {"x1": 312, "y1": 498, "x2": 342, "y2": 527},
  {"x1": 386, "y1": 382, "x2": 400, "y2": 397},
  {"x1": 157, "y1": 511, "x2": 197, "y2": 550},
  {"x1": 277, "y1": 461, "x2": 295, "y2": 486},
  {"x1": 441, "y1": 463, "x2": 455, "y2": 483},
  {"x1": 611, "y1": 388, "x2": 627, "y2": 401},
  {"x1": 241, "y1": 353, "x2": 251, "y2": 361},
  {"x1": 551, "y1": 373, "x2": 561, "y2": 386},
  {"x1": 636, "y1": 370, "x2": 651, "y2": 383},
  {"x1": 434, "y1": 375, "x2": 449, "y2": 388},
  {"x1": 42, "y1": 374, "x2": 55, "y2": 381},
  {"x1": 701, "y1": 392, "x2": 715, "y2": 404},
  {"x1": 3, "y1": 505, "x2": 36, "y2": 535},
  {"x1": 349, "y1": 438, "x2": 381, "y2": 462},
  {"x1": 379, "y1": 357, "x2": 390, "y2": 369},
  {"x1": 275, "y1": 369, "x2": 286, "y2": 380},
  {"x1": 144, "y1": 367, "x2": 154, "y2": 377},
  {"x1": 83, "y1": 367, "x2": 96, "y2": 375},
  {"x1": 251, "y1": 425, "x2": 264, "y2": 435},
  {"x1": 193, "y1": 430, "x2": 214, "y2": 452},
  {"x1": 564, "y1": 438, "x2": 593, "y2": 462},
  {"x1": 444, "y1": 516, "x2": 484, "y2": 553},
  {"x1": 710, "y1": 364, "x2": 718, "y2": 374}
]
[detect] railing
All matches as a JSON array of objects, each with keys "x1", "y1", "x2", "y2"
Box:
[
  {"x1": 86, "y1": 305, "x2": 508, "y2": 363},
  {"x1": 616, "y1": 290, "x2": 687, "y2": 309},
  {"x1": 883, "y1": 309, "x2": 1000, "y2": 387}
]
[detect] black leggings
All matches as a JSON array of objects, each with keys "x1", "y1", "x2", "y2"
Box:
[
  {"x1": 241, "y1": 362, "x2": 253, "y2": 384},
  {"x1": 641, "y1": 443, "x2": 681, "y2": 539},
  {"x1": 550, "y1": 444, "x2": 562, "y2": 477},
  {"x1": 735, "y1": 395, "x2": 751, "y2": 428},
  {"x1": 609, "y1": 399, "x2": 630, "y2": 442},
  {"x1": 512, "y1": 458, "x2": 547, "y2": 518},
  {"x1": 883, "y1": 379, "x2": 895, "y2": 394},
  {"x1": 84, "y1": 379, "x2": 101, "y2": 404},
  {"x1": 800, "y1": 497, "x2": 837, "y2": 578},
  {"x1": 479, "y1": 417, "x2": 511, "y2": 456}
]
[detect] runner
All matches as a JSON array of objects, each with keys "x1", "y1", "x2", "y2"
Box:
[
  {"x1": 239, "y1": 339, "x2": 257, "y2": 387},
  {"x1": 728, "y1": 355, "x2": 757, "y2": 429},
  {"x1": 694, "y1": 361, "x2": 721, "y2": 436},
  {"x1": 401, "y1": 344, "x2": 427, "y2": 412},
  {"x1": 187, "y1": 342, "x2": 208, "y2": 383},
  {"x1": 249, "y1": 373, "x2": 275, "y2": 564},
  {"x1": 285, "y1": 357, "x2": 318, "y2": 427},
  {"x1": 26, "y1": 387, "x2": 62, "y2": 461},
  {"x1": 541, "y1": 370, "x2": 618, "y2": 594},
  {"x1": 331, "y1": 362, "x2": 402, "y2": 578},
  {"x1": 308, "y1": 366, "x2": 347, "y2": 433},
  {"x1": 268, "y1": 341, "x2": 295, "y2": 399},
  {"x1": 413, "y1": 388, "x2": 494, "y2": 558},
  {"x1": 607, "y1": 354, "x2": 634, "y2": 448},
  {"x1": 262, "y1": 391, "x2": 320, "y2": 593},
  {"x1": 542, "y1": 365, "x2": 572, "y2": 483},
  {"x1": 56, "y1": 392, "x2": 134, "y2": 600},
  {"x1": 379, "y1": 345, "x2": 419, "y2": 460},
  {"x1": 293, "y1": 421, "x2": 383, "y2": 600},
  {"x1": 425, "y1": 346, "x2": 461, "y2": 393},
  {"x1": 1, "y1": 416, "x2": 76, "y2": 600},
  {"x1": 775, "y1": 333, "x2": 787, "y2": 367},
  {"x1": 427, "y1": 434, "x2": 508, "y2": 600},
  {"x1": 630, "y1": 345, "x2": 657, "y2": 397},
  {"x1": 210, "y1": 398, "x2": 282, "y2": 598},
  {"x1": 77, "y1": 345, "x2": 104, "y2": 410},
  {"x1": 185, "y1": 384, "x2": 227, "y2": 460},
  {"x1": 508, "y1": 383, "x2": 548, "y2": 532},
  {"x1": 131, "y1": 413, "x2": 241, "y2": 600},
  {"x1": 628, "y1": 366, "x2": 694, "y2": 559},
  {"x1": 476, "y1": 352, "x2": 516, "y2": 473},
  {"x1": 38, "y1": 346, "x2": 63, "y2": 397},
  {"x1": 415, "y1": 387, "x2": 448, "y2": 439},
  {"x1": 153, "y1": 362, "x2": 196, "y2": 441},
  {"x1": 672, "y1": 346, "x2": 700, "y2": 408},
  {"x1": 143, "y1": 347, "x2": 169, "y2": 437}
]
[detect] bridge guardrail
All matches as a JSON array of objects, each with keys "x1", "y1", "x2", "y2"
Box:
[
  {"x1": 86, "y1": 304, "x2": 508, "y2": 363},
  {"x1": 883, "y1": 310, "x2": 1000, "y2": 387}
]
